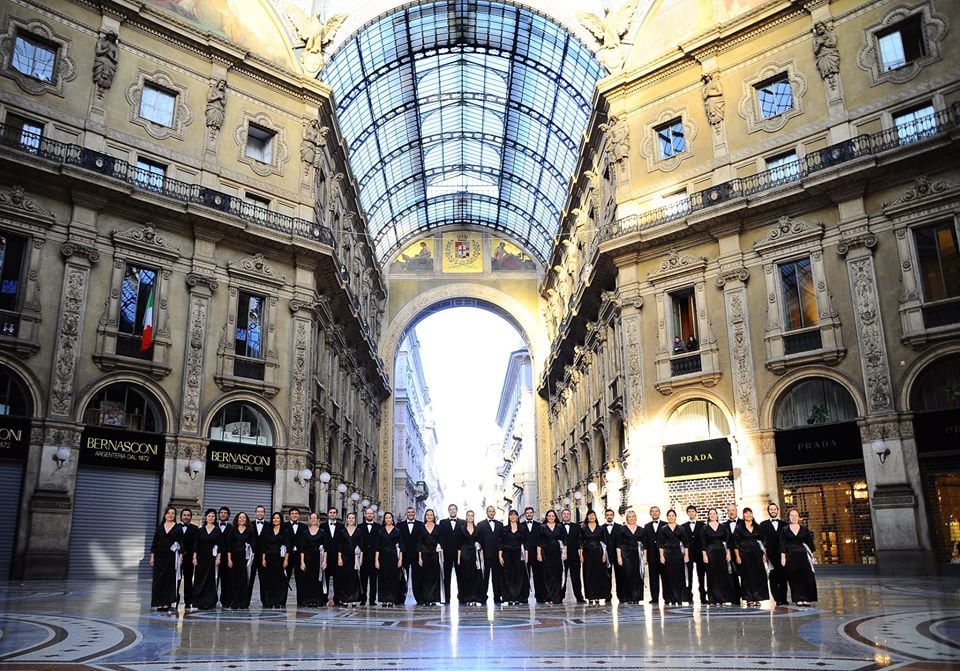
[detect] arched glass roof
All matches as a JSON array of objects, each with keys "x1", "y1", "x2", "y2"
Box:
[{"x1": 323, "y1": 0, "x2": 605, "y2": 264}]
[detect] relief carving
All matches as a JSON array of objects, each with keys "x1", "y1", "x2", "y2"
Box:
[
  {"x1": 849, "y1": 258, "x2": 893, "y2": 414},
  {"x1": 181, "y1": 298, "x2": 207, "y2": 434},
  {"x1": 50, "y1": 268, "x2": 86, "y2": 416},
  {"x1": 0, "y1": 185, "x2": 55, "y2": 219}
]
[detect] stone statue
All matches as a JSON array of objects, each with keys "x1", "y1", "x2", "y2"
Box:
[
  {"x1": 701, "y1": 71, "x2": 725, "y2": 126},
  {"x1": 300, "y1": 119, "x2": 329, "y2": 167},
  {"x1": 204, "y1": 79, "x2": 227, "y2": 137},
  {"x1": 289, "y1": 6, "x2": 348, "y2": 76},
  {"x1": 600, "y1": 114, "x2": 630, "y2": 165},
  {"x1": 92, "y1": 31, "x2": 118, "y2": 91},
  {"x1": 813, "y1": 21, "x2": 840, "y2": 83},
  {"x1": 577, "y1": 0, "x2": 639, "y2": 70}
]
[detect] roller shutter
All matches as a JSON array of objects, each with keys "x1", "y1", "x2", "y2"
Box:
[
  {"x1": 202, "y1": 477, "x2": 274, "y2": 521},
  {"x1": 0, "y1": 461, "x2": 23, "y2": 579}
]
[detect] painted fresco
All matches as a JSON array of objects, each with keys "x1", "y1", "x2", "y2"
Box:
[
  {"x1": 441, "y1": 232, "x2": 483, "y2": 273},
  {"x1": 391, "y1": 239, "x2": 435, "y2": 273},
  {"x1": 491, "y1": 238, "x2": 536, "y2": 271},
  {"x1": 152, "y1": 0, "x2": 292, "y2": 65}
]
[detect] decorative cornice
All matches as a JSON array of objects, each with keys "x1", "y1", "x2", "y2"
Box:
[
  {"x1": 0, "y1": 185, "x2": 55, "y2": 220},
  {"x1": 226, "y1": 253, "x2": 286, "y2": 287},
  {"x1": 753, "y1": 216, "x2": 824, "y2": 255},
  {"x1": 882, "y1": 175, "x2": 960, "y2": 211},
  {"x1": 112, "y1": 224, "x2": 181, "y2": 257},
  {"x1": 647, "y1": 249, "x2": 708, "y2": 284}
]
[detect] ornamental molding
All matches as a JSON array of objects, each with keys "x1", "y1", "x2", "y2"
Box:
[
  {"x1": 0, "y1": 185, "x2": 54, "y2": 221},
  {"x1": 837, "y1": 232, "x2": 878, "y2": 258},
  {"x1": 715, "y1": 266, "x2": 750, "y2": 288},
  {"x1": 0, "y1": 17, "x2": 77, "y2": 97},
  {"x1": 738, "y1": 60, "x2": 807, "y2": 134},
  {"x1": 753, "y1": 216, "x2": 824, "y2": 256},
  {"x1": 882, "y1": 175, "x2": 960, "y2": 212},
  {"x1": 112, "y1": 224, "x2": 181, "y2": 259},
  {"x1": 857, "y1": 1, "x2": 948, "y2": 87},
  {"x1": 233, "y1": 110, "x2": 290, "y2": 178},
  {"x1": 60, "y1": 240, "x2": 100, "y2": 263},
  {"x1": 186, "y1": 272, "x2": 219, "y2": 292},
  {"x1": 125, "y1": 69, "x2": 193, "y2": 141},
  {"x1": 647, "y1": 249, "x2": 708, "y2": 285},
  {"x1": 226, "y1": 253, "x2": 287, "y2": 288},
  {"x1": 848, "y1": 257, "x2": 894, "y2": 415}
]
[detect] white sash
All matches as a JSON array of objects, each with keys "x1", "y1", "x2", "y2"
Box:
[
  {"x1": 804, "y1": 545, "x2": 816, "y2": 574},
  {"x1": 600, "y1": 541, "x2": 609, "y2": 568},
  {"x1": 722, "y1": 541, "x2": 733, "y2": 574},
  {"x1": 475, "y1": 542, "x2": 484, "y2": 571},
  {"x1": 354, "y1": 545, "x2": 362, "y2": 571},
  {"x1": 758, "y1": 540, "x2": 773, "y2": 573},
  {"x1": 318, "y1": 547, "x2": 326, "y2": 583},
  {"x1": 638, "y1": 541, "x2": 645, "y2": 579},
  {"x1": 171, "y1": 541, "x2": 182, "y2": 585},
  {"x1": 245, "y1": 543, "x2": 254, "y2": 582}
]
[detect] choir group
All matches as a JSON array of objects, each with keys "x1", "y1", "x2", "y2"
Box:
[{"x1": 148, "y1": 502, "x2": 819, "y2": 612}]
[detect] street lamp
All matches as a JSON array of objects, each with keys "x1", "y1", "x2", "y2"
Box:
[
  {"x1": 573, "y1": 491, "x2": 583, "y2": 522},
  {"x1": 337, "y1": 482, "x2": 348, "y2": 517},
  {"x1": 295, "y1": 467, "x2": 312, "y2": 488},
  {"x1": 317, "y1": 470, "x2": 331, "y2": 511},
  {"x1": 350, "y1": 491, "x2": 360, "y2": 513},
  {"x1": 53, "y1": 446, "x2": 71, "y2": 469}
]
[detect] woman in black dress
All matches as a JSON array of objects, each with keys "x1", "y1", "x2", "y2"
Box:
[
  {"x1": 225, "y1": 512, "x2": 255, "y2": 609},
  {"x1": 376, "y1": 512, "x2": 404, "y2": 606},
  {"x1": 299, "y1": 512, "x2": 326, "y2": 607},
  {"x1": 457, "y1": 510, "x2": 484, "y2": 605},
  {"x1": 537, "y1": 509, "x2": 565, "y2": 604},
  {"x1": 335, "y1": 511, "x2": 363, "y2": 606},
  {"x1": 657, "y1": 509, "x2": 689, "y2": 605},
  {"x1": 415, "y1": 509, "x2": 442, "y2": 606},
  {"x1": 580, "y1": 510, "x2": 610, "y2": 605},
  {"x1": 700, "y1": 507, "x2": 734, "y2": 605},
  {"x1": 149, "y1": 506, "x2": 183, "y2": 611},
  {"x1": 261, "y1": 512, "x2": 290, "y2": 609},
  {"x1": 498, "y1": 509, "x2": 529, "y2": 605},
  {"x1": 734, "y1": 507, "x2": 770, "y2": 607},
  {"x1": 192, "y1": 509, "x2": 221, "y2": 610},
  {"x1": 780, "y1": 507, "x2": 817, "y2": 606},
  {"x1": 615, "y1": 510, "x2": 644, "y2": 604}
]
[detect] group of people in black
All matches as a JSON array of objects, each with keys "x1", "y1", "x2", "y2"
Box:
[{"x1": 149, "y1": 500, "x2": 818, "y2": 611}]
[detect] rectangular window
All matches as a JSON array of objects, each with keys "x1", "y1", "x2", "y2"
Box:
[
  {"x1": 245, "y1": 124, "x2": 275, "y2": 163},
  {"x1": 755, "y1": 74, "x2": 793, "y2": 118},
  {"x1": 779, "y1": 258, "x2": 820, "y2": 330},
  {"x1": 134, "y1": 158, "x2": 166, "y2": 192},
  {"x1": 914, "y1": 221, "x2": 960, "y2": 301},
  {"x1": 766, "y1": 150, "x2": 801, "y2": 183},
  {"x1": 244, "y1": 193, "x2": 270, "y2": 208},
  {"x1": 139, "y1": 84, "x2": 176, "y2": 127},
  {"x1": 235, "y1": 291, "x2": 264, "y2": 359},
  {"x1": 11, "y1": 33, "x2": 56, "y2": 82},
  {"x1": 670, "y1": 288, "x2": 698, "y2": 351},
  {"x1": 655, "y1": 118, "x2": 685, "y2": 159},
  {"x1": 877, "y1": 15, "x2": 926, "y2": 71},
  {"x1": 116, "y1": 264, "x2": 156, "y2": 358},
  {"x1": 2, "y1": 113, "x2": 42, "y2": 153},
  {"x1": 0, "y1": 232, "x2": 28, "y2": 335},
  {"x1": 661, "y1": 189, "x2": 689, "y2": 216},
  {"x1": 894, "y1": 104, "x2": 937, "y2": 143}
]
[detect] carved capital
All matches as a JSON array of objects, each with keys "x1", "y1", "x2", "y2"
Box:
[
  {"x1": 716, "y1": 266, "x2": 750, "y2": 288},
  {"x1": 837, "y1": 233, "x2": 878, "y2": 257},
  {"x1": 60, "y1": 241, "x2": 99, "y2": 263},
  {"x1": 186, "y1": 272, "x2": 219, "y2": 292}
]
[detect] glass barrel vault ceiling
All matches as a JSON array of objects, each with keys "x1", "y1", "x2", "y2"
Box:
[{"x1": 323, "y1": 0, "x2": 606, "y2": 265}]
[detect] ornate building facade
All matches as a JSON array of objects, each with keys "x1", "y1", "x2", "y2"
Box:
[{"x1": 541, "y1": 0, "x2": 960, "y2": 573}]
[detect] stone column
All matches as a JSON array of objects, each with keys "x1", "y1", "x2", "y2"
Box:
[
  {"x1": 279, "y1": 299, "x2": 315, "y2": 510},
  {"x1": 23, "y1": 236, "x2": 99, "y2": 578},
  {"x1": 838, "y1": 216, "x2": 935, "y2": 574}
]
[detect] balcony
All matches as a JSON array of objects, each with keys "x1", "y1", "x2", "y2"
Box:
[
  {"x1": 921, "y1": 298, "x2": 960, "y2": 329},
  {"x1": 670, "y1": 352, "x2": 702, "y2": 377},
  {"x1": 783, "y1": 328, "x2": 823, "y2": 355},
  {"x1": 602, "y1": 105, "x2": 960, "y2": 241}
]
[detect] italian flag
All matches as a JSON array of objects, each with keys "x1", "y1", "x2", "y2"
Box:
[{"x1": 140, "y1": 287, "x2": 154, "y2": 352}]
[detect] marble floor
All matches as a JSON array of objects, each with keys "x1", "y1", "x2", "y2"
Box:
[{"x1": 1, "y1": 573, "x2": 959, "y2": 670}]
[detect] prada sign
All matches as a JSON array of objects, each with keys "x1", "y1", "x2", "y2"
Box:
[
  {"x1": 914, "y1": 408, "x2": 960, "y2": 454},
  {"x1": 775, "y1": 422, "x2": 862, "y2": 467},
  {"x1": 0, "y1": 416, "x2": 30, "y2": 461},
  {"x1": 663, "y1": 438, "x2": 732, "y2": 479},
  {"x1": 79, "y1": 425, "x2": 164, "y2": 471},
  {"x1": 206, "y1": 441, "x2": 275, "y2": 481}
]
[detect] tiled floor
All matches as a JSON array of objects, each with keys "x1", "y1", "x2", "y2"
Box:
[{"x1": 1, "y1": 574, "x2": 958, "y2": 670}]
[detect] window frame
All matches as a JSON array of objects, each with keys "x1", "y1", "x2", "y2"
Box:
[
  {"x1": 0, "y1": 230, "x2": 29, "y2": 336},
  {"x1": 893, "y1": 103, "x2": 937, "y2": 144},
  {"x1": 912, "y1": 220, "x2": 960, "y2": 303},
  {"x1": 859, "y1": 2, "x2": 947, "y2": 86},
  {"x1": 755, "y1": 74, "x2": 793, "y2": 119},
  {"x1": 0, "y1": 18, "x2": 76, "y2": 97},
  {"x1": 765, "y1": 150, "x2": 801, "y2": 184},
  {"x1": 876, "y1": 14, "x2": 926, "y2": 71},
  {"x1": 245, "y1": 123, "x2": 275, "y2": 164},
  {"x1": 777, "y1": 256, "x2": 820, "y2": 332},
  {"x1": 116, "y1": 263, "x2": 158, "y2": 359},
  {"x1": 655, "y1": 118, "x2": 686, "y2": 160},
  {"x1": 138, "y1": 83, "x2": 177, "y2": 127},
  {"x1": 10, "y1": 32, "x2": 56, "y2": 83},
  {"x1": 134, "y1": 157, "x2": 166, "y2": 192},
  {"x1": 2, "y1": 112, "x2": 43, "y2": 153}
]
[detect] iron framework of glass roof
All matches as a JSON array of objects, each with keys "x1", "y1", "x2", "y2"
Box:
[{"x1": 323, "y1": 0, "x2": 605, "y2": 265}]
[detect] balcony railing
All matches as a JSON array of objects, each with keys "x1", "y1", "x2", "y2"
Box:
[
  {"x1": 0, "y1": 122, "x2": 335, "y2": 247},
  {"x1": 670, "y1": 352, "x2": 702, "y2": 377},
  {"x1": 922, "y1": 298, "x2": 960, "y2": 329},
  {"x1": 604, "y1": 105, "x2": 960, "y2": 240},
  {"x1": 783, "y1": 328, "x2": 823, "y2": 355}
]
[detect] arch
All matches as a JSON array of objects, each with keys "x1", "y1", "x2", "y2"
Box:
[
  {"x1": 760, "y1": 367, "x2": 867, "y2": 430},
  {"x1": 656, "y1": 387, "x2": 737, "y2": 437},
  {"x1": 664, "y1": 398, "x2": 731, "y2": 443},
  {"x1": 0, "y1": 357, "x2": 43, "y2": 418},
  {"x1": 202, "y1": 392, "x2": 286, "y2": 448},
  {"x1": 900, "y1": 342, "x2": 960, "y2": 411},
  {"x1": 74, "y1": 372, "x2": 176, "y2": 435},
  {"x1": 773, "y1": 377, "x2": 859, "y2": 430},
  {"x1": 378, "y1": 282, "x2": 546, "y2": 511}
]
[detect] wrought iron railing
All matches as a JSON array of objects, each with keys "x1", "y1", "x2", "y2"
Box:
[
  {"x1": 670, "y1": 352, "x2": 702, "y2": 377},
  {"x1": 603, "y1": 105, "x2": 960, "y2": 241},
  {"x1": 783, "y1": 328, "x2": 823, "y2": 355},
  {"x1": 922, "y1": 298, "x2": 960, "y2": 329}
]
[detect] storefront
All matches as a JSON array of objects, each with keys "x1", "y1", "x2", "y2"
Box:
[
  {"x1": 0, "y1": 413, "x2": 29, "y2": 579},
  {"x1": 773, "y1": 377, "x2": 874, "y2": 565},
  {"x1": 911, "y1": 354, "x2": 960, "y2": 563},
  {"x1": 69, "y1": 383, "x2": 165, "y2": 579},
  {"x1": 663, "y1": 400, "x2": 736, "y2": 512},
  {"x1": 202, "y1": 402, "x2": 275, "y2": 518}
]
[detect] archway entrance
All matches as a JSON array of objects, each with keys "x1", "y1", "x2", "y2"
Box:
[{"x1": 378, "y1": 284, "x2": 550, "y2": 515}]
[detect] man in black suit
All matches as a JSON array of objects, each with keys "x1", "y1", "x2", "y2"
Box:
[
  {"x1": 521, "y1": 506, "x2": 544, "y2": 602},
  {"x1": 398, "y1": 507, "x2": 422, "y2": 601},
  {"x1": 358, "y1": 507, "x2": 381, "y2": 605},
  {"x1": 560, "y1": 508, "x2": 584, "y2": 603},
  {"x1": 642, "y1": 506, "x2": 664, "y2": 604},
  {"x1": 602, "y1": 509, "x2": 621, "y2": 602},
  {"x1": 477, "y1": 505, "x2": 503, "y2": 604},
  {"x1": 286, "y1": 507, "x2": 307, "y2": 606},
  {"x1": 321, "y1": 507, "x2": 342, "y2": 605},
  {"x1": 760, "y1": 503, "x2": 788, "y2": 606},
  {"x1": 683, "y1": 504, "x2": 707, "y2": 604},
  {"x1": 439, "y1": 504, "x2": 465, "y2": 604},
  {"x1": 178, "y1": 509, "x2": 198, "y2": 610},
  {"x1": 725, "y1": 504, "x2": 742, "y2": 601},
  {"x1": 250, "y1": 505, "x2": 269, "y2": 605},
  {"x1": 216, "y1": 506, "x2": 232, "y2": 608}
]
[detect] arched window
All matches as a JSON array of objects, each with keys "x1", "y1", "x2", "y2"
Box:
[
  {"x1": 910, "y1": 354, "x2": 960, "y2": 412},
  {"x1": 774, "y1": 378, "x2": 858, "y2": 430},
  {"x1": 82, "y1": 382, "x2": 164, "y2": 433},
  {"x1": 209, "y1": 401, "x2": 274, "y2": 446},
  {"x1": 665, "y1": 400, "x2": 729, "y2": 443},
  {"x1": 0, "y1": 366, "x2": 32, "y2": 417}
]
